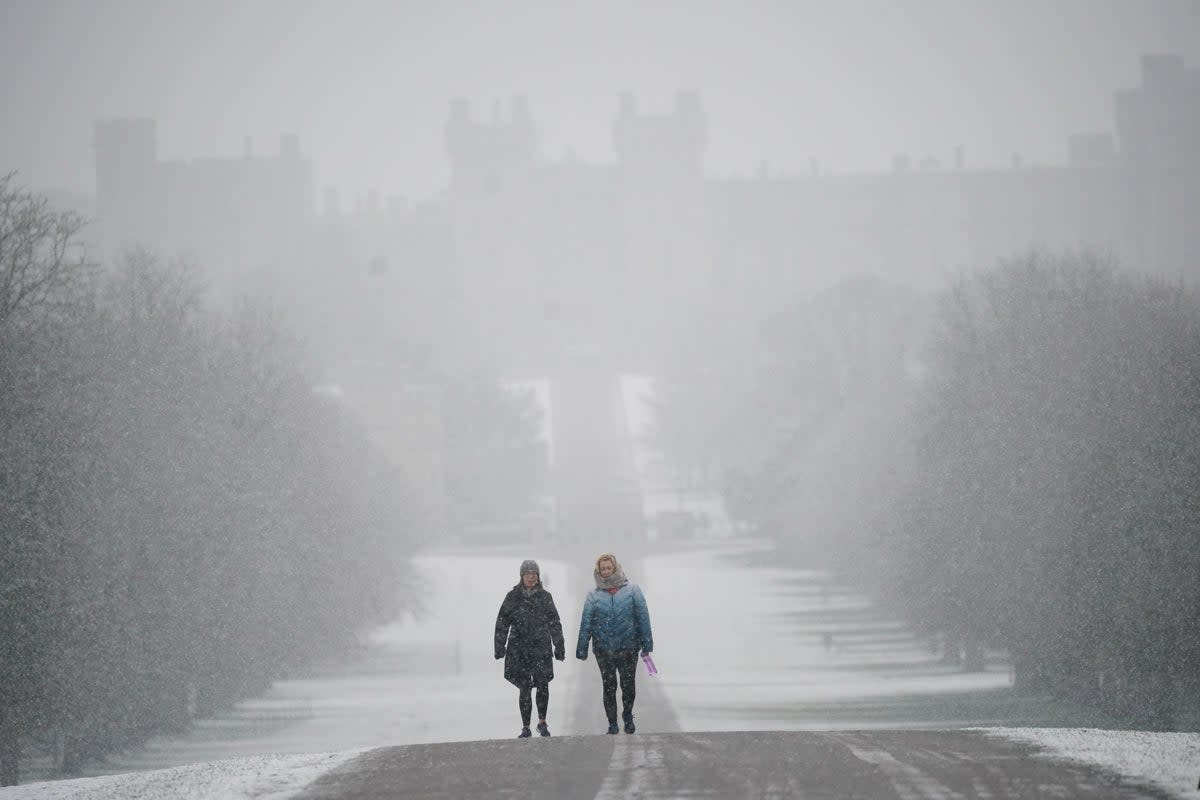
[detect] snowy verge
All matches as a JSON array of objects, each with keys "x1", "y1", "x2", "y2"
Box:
[
  {"x1": 0, "y1": 748, "x2": 371, "y2": 800},
  {"x1": 976, "y1": 727, "x2": 1200, "y2": 799}
]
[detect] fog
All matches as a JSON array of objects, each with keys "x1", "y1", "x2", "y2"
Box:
[
  {"x1": 5, "y1": 1, "x2": 1200, "y2": 198},
  {"x1": 2, "y1": 0, "x2": 1200, "y2": 787}
]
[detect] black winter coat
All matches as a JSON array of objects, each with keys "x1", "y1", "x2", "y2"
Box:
[{"x1": 494, "y1": 583, "x2": 565, "y2": 688}]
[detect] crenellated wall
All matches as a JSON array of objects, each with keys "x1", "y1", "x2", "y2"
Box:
[{"x1": 91, "y1": 56, "x2": 1200, "y2": 374}]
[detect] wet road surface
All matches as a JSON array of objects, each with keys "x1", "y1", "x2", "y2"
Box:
[{"x1": 294, "y1": 729, "x2": 1171, "y2": 799}]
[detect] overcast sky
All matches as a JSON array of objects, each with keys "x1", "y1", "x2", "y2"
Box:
[{"x1": 3, "y1": 0, "x2": 1199, "y2": 203}]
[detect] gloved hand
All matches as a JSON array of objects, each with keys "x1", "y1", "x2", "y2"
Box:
[
  {"x1": 555, "y1": 652, "x2": 565, "y2": 661},
  {"x1": 495, "y1": 653, "x2": 504, "y2": 660}
]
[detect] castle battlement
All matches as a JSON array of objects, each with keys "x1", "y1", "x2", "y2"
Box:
[
  {"x1": 444, "y1": 96, "x2": 537, "y2": 173},
  {"x1": 613, "y1": 90, "x2": 707, "y2": 174}
]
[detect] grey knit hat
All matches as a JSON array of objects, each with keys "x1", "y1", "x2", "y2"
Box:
[{"x1": 519, "y1": 559, "x2": 540, "y2": 577}]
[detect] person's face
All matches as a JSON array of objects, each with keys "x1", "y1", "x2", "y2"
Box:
[
  {"x1": 522, "y1": 571, "x2": 538, "y2": 588},
  {"x1": 598, "y1": 560, "x2": 615, "y2": 579}
]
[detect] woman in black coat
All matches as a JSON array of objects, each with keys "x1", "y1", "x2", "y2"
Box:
[{"x1": 494, "y1": 559, "x2": 565, "y2": 737}]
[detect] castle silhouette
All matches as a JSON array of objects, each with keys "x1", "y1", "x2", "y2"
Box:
[{"x1": 91, "y1": 54, "x2": 1199, "y2": 372}]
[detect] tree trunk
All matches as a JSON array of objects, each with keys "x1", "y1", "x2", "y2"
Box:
[
  {"x1": 0, "y1": 707, "x2": 20, "y2": 787},
  {"x1": 962, "y1": 637, "x2": 986, "y2": 673},
  {"x1": 60, "y1": 734, "x2": 83, "y2": 776},
  {"x1": 1012, "y1": 649, "x2": 1051, "y2": 693},
  {"x1": 940, "y1": 629, "x2": 962, "y2": 665}
]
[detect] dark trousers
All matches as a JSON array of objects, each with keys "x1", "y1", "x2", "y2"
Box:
[
  {"x1": 518, "y1": 685, "x2": 549, "y2": 726},
  {"x1": 595, "y1": 649, "x2": 639, "y2": 724}
]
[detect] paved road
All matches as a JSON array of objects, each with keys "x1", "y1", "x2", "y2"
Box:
[{"x1": 294, "y1": 730, "x2": 1170, "y2": 799}]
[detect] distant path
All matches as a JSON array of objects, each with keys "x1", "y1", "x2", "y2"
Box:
[{"x1": 294, "y1": 730, "x2": 1171, "y2": 799}]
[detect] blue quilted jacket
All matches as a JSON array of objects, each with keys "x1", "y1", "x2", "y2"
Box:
[{"x1": 576, "y1": 583, "x2": 654, "y2": 658}]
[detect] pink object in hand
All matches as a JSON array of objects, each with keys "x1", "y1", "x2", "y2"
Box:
[{"x1": 641, "y1": 652, "x2": 658, "y2": 676}]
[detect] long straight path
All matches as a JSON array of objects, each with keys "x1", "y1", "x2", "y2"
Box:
[{"x1": 294, "y1": 730, "x2": 1172, "y2": 800}]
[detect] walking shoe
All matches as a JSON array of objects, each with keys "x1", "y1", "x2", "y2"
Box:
[
  {"x1": 606, "y1": 722, "x2": 619, "y2": 735},
  {"x1": 623, "y1": 713, "x2": 636, "y2": 734},
  {"x1": 537, "y1": 722, "x2": 551, "y2": 737},
  {"x1": 518, "y1": 727, "x2": 532, "y2": 738}
]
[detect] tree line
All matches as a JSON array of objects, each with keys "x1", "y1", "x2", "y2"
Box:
[
  {"x1": 651, "y1": 252, "x2": 1199, "y2": 730},
  {"x1": 0, "y1": 175, "x2": 418, "y2": 784},
  {"x1": 890, "y1": 253, "x2": 1200, "y2": 729}
]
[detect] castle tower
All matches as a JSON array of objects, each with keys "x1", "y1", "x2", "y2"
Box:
[
  {"x1": 444, "y1": 95, "x2": 536, "y2": 189},
  {"x1": 613, "y1": 90, "x2": 710, "y2": 364},
  {"x1": 442, "y1": 96, "x2": 540, "y2": 366},
  {"x1": 93, "y1": 118, "x2": 160, "y2": 258},
  {"x1": 613, "y1": 89, "x2": 706, "y2": 177},
  {"x1": 1114, "y1": 54, "x2": 1200, "y2": 280}
]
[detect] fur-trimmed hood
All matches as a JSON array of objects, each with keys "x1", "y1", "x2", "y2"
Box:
[{"x1": 593, "y1": 553, "x2": 629, "y2": 590}]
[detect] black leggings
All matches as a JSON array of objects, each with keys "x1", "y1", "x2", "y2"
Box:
[
  {"x1": 595, "y1": 649, "x2": 639, "y2": 723},
  {"x1": 518, "y1": 684, "x2": 549, "y2": 726}
]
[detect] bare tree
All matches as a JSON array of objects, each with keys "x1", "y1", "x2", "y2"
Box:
[{"x1": 0, "y1": 173, "x2": 92, "y2": 327}]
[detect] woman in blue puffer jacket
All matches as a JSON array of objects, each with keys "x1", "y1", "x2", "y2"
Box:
[{"x1": 576, "y1": 553, "x2": 654, "y2": 734}]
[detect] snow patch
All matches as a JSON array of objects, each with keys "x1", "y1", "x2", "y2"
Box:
[
  {"x1": 978, "y1": 727, "x2": 1200, "y2": 799},
  {"x1": 0, "y1": 749, "x2": 369, "y2": 800}
]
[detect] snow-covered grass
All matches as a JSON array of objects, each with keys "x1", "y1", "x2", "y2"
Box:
[
  {"x1": 979, "y1": 727, "x2": 1200, "y2": 800},
  {"x1": 643, "y1": 544, "x2": 1017, "y2": 731},
  {"x1": 0, "y1": 750, "x2": 367, "y2": 800}
]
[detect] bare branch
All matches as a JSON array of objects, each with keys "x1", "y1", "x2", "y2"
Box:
[{"x1": 0, "y1": 173, "x2": 92, "y2": 326}]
